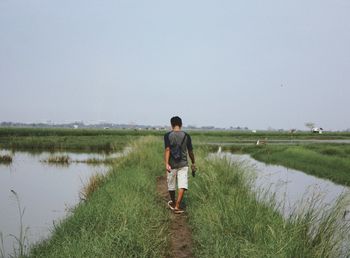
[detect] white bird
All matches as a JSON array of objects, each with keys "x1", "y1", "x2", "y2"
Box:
[{"x1": 217, "y1": 146, "x2": 222, "y2": 154}]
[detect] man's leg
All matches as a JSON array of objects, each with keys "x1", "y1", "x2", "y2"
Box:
[
  {"x1": 175, "y1": 188, "x2": 186, "y2": 209},
  {"x1": 175, "y1": 166, "x2": 188, "y2": 210},
  {"x1": 167, "y1": 169, "x2": 176, "y2": 208},
  {"x1": 169, "y1": 190, "x2": 176, "y2": 204}
]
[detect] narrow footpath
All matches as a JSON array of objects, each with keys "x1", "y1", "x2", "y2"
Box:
[{"x1": 156, "y1": 175, "x2": 194, "y2": 258}]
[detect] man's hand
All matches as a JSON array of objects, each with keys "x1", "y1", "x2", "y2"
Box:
[
  {"x1": 191, "y1": 163, "x2": 197, "y2": 172},
  {"x1": 166, "y1": 164, "x2": 172, "y2": 172},
  {"x1": 191, "y1": 163, "x2": 197, "y2": 177}
]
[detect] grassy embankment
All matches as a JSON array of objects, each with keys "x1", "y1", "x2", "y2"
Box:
[
  {"x1": 28, "y1": 137, "x2": 170, "y2": 258},
  {"x1": 27, "y1": 136, "x2": 349, "y2": 257},
  {"x1": 225, "y1": 144, "x2": 350, "y2": 186}
]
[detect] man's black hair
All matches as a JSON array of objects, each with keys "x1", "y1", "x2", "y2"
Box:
[{"x1": 170, "y1": 116, "x2": 182, "y2": 128}]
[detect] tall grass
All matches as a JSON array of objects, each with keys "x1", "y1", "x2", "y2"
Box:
[
  {"x1": 0, "y1": 232, "x2": 5, "y2": 258},
  {"x1": 187, "y1": 151, "x2": 350, "y2": 257},
  {"x1": 9, "y1": 190, "x2": 29, "y2": 257},
  {"x1": 28, "y1": 137, "x2": 170, "y2": 258}
]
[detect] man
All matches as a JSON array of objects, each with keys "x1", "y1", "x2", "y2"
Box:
[{"x1": 164, "y1": 116, "x2": 196, "y2": 214}]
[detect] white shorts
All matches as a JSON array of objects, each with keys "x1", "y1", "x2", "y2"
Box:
[{"x1": 167, "y1": 166, "x2": 188, "y2": 191}]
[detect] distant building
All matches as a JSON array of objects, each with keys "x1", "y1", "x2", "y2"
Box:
[
  {"x1": 201, "y1": 126, "x2": 215, "y2": 130},
  {"x1": 312, "y1": 127, "x2": 323, "y2": 134}
]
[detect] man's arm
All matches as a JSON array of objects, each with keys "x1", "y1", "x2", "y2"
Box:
[
  {"x1": 164, "y1": 147, "x2": 171, "y2": 172},
  {"x1": 164, "y1": 133, "x2": 171, "y2": 172},
  {"x1": 189, "y1": 150, "x2": 195, "y2": 165},
  {"x1": 187, "y1": 134, "x2": 196, "y2": 170}
]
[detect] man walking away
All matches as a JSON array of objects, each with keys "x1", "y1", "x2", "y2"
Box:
[{"x1": 164, "y1": 116, "x2": 196, "y2": 214}]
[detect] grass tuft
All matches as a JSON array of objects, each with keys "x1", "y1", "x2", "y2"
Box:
[
  {"x1": 76, "y1": 157, "x2": 115, "y2": 165},
  {"x1": 0, "y1": 154, "x2": 13, "y2": 164},
  {"x1": 80, "y1": 173, "x2": 106, "y2": 201},
  {"x1": 43, "y1": 155, "x2": 71, "y2": 164}
]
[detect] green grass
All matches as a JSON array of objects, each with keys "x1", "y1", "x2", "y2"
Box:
[
  {"x1": 188, "y1": 151, "x2": 349, "y2": 257},
  {"x1": 28, "y1": 137, "x2": 169, "y2": 258},
  {"x1": 226, "y1": 144, "x2": 350, "y2": 186}
]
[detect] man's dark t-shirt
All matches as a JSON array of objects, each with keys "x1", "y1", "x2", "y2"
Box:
[{"x1": 164, "y1": 131, "x2": 193, "y2": 169}]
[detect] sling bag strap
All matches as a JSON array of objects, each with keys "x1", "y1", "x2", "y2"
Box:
[{"x1": 179, "y1": 133, "x2": 187, "y2": 147}]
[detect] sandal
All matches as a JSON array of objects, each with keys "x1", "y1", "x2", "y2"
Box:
[
  {"x1": 167, "y1": 200, "x2": 175, "y2": 211},
  {"x1": 174, "y1": 207, "x2": 185, "y2": 214}
]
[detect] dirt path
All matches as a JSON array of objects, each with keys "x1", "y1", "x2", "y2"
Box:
[{"x1": 156, "y1": 175, "x2": 194, "y2": 258}]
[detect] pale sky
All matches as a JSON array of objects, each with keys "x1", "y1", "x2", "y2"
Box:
[{"x1": 1, "y1": 0, "x2": 349, "y2": 130}]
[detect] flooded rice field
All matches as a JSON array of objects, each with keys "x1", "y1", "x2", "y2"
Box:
[
  {"x1": 216, "y1": 152, "x2": 350, "y2": 217},
  {"x1": 204, "y1": 139, "x2": 350, "y2": 146},
  {"x1": 0, "y1": 149, "x2": 121, "y2": 256}
]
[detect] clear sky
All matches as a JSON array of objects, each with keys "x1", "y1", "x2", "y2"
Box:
[{"x1": 1, "y1": 0, "x2": 349, "y2": 130}]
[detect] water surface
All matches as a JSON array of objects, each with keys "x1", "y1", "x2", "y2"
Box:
[
  {"x1": 0, "y1": 150, "x2": 117, "y2": 256},
  {"x1": 215, "y1": 152, "x2": 350, "y2": 218}
]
